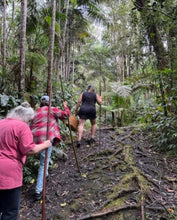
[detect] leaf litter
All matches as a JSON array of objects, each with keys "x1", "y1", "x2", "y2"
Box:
[{"x1": 20, "y1": 126, "x2": 177, "y2": 220}]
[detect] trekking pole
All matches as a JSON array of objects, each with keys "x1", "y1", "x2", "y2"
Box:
[
  {"x1": 99, "y1": 81, "x2": 102, "y2": 146},
  {"x1": 59, "y1": 75, "x2": 81, "y2": 173},
  {"x1": 42, "y1": 88, "x2": 52, "y2": 219}
]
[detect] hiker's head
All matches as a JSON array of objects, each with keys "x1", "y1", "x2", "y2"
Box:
[
  {"x1": 87, "y1": 85, "x2": 95, "y2": 93},
  {"x1": 40, "y1": 95, "x2": 49, "y2": 107},
  {"x1": 7, "y1": 102, "x2": 34, "y2": 123}
]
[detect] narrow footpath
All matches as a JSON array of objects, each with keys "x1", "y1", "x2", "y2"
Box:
[{"x1": 20, "y1": 125, "x2": 177, "y2": 220}]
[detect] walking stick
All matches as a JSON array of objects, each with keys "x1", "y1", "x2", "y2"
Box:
[
  {"x1": 99, "y1": 81, "x2": 101, "y2": 146},
  {"x1": 42, "y1": 89, "x2": 52, "y2": 219},
  {"x1": 59, "y1": 75, "x2": 81, "y2": 173},
  {"x1": 42, "y1": 0, "x2": 56, "y2": 218}
]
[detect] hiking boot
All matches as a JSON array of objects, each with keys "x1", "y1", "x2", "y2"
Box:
[
  {"x1": 46, "y1": 175, "x2": 50, "y2": 182},
  {"x1": 75, "y1": 140, "x2": 81, "y2": 148},
  {"x1": 34, "y1": 192, "x2": 42, "y2": 201},
  {"x1": 89, "y1": 138, "x2": 95, "y2": 144}
]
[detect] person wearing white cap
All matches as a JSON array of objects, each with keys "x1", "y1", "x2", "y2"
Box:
[{"x1": 30, "y1": 95, "x2": 70, "y2": 200}]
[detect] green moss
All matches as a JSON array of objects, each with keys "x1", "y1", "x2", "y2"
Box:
[
  {"x1": 69, "y1": 200, "x2": 81, "y2": 212},
  {"x1": 106, "y1": 196, "x2": 126, "y2": 209},
  {"x1": 123, "y1": 144, "x2": 135, "y2": 165},
  {"x1": 115, "y1": 128, "x2": 124, "y2": 135},
  {"x1": 131, "y1": 128, "x2": 139, "y2": 135}
]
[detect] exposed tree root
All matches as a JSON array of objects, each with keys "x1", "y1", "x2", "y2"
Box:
[
  {"x1": 134, "y1": 175, "x2": 145, "y2": 220},
  {"x1": 99, "y1": 188, "x2": 137, "y2": 209},
  {"x1": 138, "y1": 170, "x2": 160, "y2": 188},
  {"x1": 145, "y1": 206, "x2": 165, "y2": 212},
  {"x1": 78, "y1": 204, "x2": 139, "y2": 220},
  {"x1": 102, "y1": 161, "x2": 123, "y2": 170}
]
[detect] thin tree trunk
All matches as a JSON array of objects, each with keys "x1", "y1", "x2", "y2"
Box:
[
  {"x1": 72, "y1": 41, "x2": 75, "y2": 84},
  {"x1": 43, "y1": 0, "x2": 56, "y2": 219},
  {"x1": 47, "y1": 0, "x2": 56, "y2": 94},
  {"x1": 19, "y1": 0, "x2": 27, "y2": 100},
  {"x1": 57, "y1": 0, "x2": 70, "y2": 80},
  {"x1": 7, "y1": 0, "x2": 15, "y2": 40},
  {"x1": 121, "y1": 47, "x2": 125, "y2": 82},
  {"x1": 28, "y1": 62, "x2": 33, "y2": 92},
  {"x1": 2, "y1": 0, "x2": 7, "y2": 71},
  {"x1": 65, "y1": 36, "x2": 71, "y2": 81},
  {"x1": 62, "y1": 0, "x2": 70, "y2": 50}
]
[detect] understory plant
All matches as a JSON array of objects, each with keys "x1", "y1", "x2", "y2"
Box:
[{"x1": 147, "y1": 115, "x2": 177, "y2": 152}]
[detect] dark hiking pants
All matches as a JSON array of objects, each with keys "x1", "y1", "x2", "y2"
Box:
[{"x1": 0, "y1": 187, "x2": 21, "y2": 220}]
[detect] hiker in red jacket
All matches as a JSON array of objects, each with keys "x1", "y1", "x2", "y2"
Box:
[{"x1": 30, "y1": 95, "x2": 70, "y2": 200}]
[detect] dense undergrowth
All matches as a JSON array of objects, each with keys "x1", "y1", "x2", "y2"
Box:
[{"x1": 1, "y1": 80, "x2": 177, "y2": 184}]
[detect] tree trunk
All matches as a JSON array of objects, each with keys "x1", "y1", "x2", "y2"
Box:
[
  {"x1": 134, "y1": 0, "x2": 168, "y2": 116},
  {"x1": 65, "y1": 35, "x2": 71, "y2": 81},
  {"x1": 57, "y1": 0, "x2": 70, "y2": 81},
  {"x1": 19, "y1": 0, "x2": 27, "y2": 100},
  {"x1": 2, "y1": 0, "x2": 7, "y2": 71},
  {"x1": 47, "y1": 0, "x2": 56, "y2": 95},
  {"x1": 72, "y1": 41, "x2": 75, "y2": 84},
  {"x1": 168, "y1": 26, "x2": 177, "y2": 89},
  {"x1": 7, "y1": 0, "x2": 15, "y2": 40}
]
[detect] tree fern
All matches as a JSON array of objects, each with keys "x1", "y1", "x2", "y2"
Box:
[{"x1": 110, "y1": 82, "x2": 132, "y2": 97}]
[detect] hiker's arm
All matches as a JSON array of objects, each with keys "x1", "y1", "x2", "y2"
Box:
[
  {"x1": 75, "y1": 93, "x2": 83, "y2": 115},
  {"x1": 96, "y1": 94, "x2": 102, "y2": 105},
  {"x1": 27, "y1": 140, "x2": 51, "y2": 155}
]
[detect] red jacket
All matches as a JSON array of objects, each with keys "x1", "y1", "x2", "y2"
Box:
[{"x1": 30, "y1": 106, "x2": 70, "y2": 145}]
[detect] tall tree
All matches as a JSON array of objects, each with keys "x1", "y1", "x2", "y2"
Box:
[
  {"x1": 134, "y1": 0, "x2": 168, "y2": 116},
  {"x1": 47, "y1": 0, "x2": 56, "y2": 95},
  {"x1": 43, "y1": 1, "x2": 56, "y2": 219},
  {"x1": 19, "y1": 0, "x2": 27, "y2": 100},
  {"x1": 2, "y1": 0, "x2": 7, "y2": 71}
]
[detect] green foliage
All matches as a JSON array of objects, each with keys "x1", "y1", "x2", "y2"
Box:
[
  {"x1": 23, "y1": 154, "x2": 40, "y2": 184},
  {"x1": 110, "y1": 82, "x2": 132, "y2": 98},
  {"x1": 147, "y1": 115, "x2": 177, "y2": 152},
  {"x1": 0, "y1": 94, "x2": 20, "y2": 116}
]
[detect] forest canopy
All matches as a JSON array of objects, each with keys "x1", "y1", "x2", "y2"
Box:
[{"x1": 0, "y1": 0, "x2": 177, "y2": 153}]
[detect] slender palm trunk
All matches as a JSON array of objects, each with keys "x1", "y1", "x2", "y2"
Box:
[
  {"x1": 47, "y1": 0, "x2": 56, "y2": 95},
  {"x1": 43, "y1": 1, "x2": 56, "y2": 219},
  {"x1": 2, "y1": 0, "x2": 7, "y2": 71},
  {"x1": 19, "y1": 0, "x2": 27, "y2": 100},
  {"x1": 57, "y1": 0, "x2": 70, "y2": 80}
]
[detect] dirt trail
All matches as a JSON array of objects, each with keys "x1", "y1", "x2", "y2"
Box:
[{"x1": 20, "y1": 126, "x2": 177, "y2": 220}]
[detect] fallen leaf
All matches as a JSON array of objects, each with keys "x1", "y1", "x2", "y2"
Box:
[
  {"x1": 30, "y1": 179, "x2": 35, "y2": 184},
  {"x1": 168, "y1": 208, "x2": 174, "y2": 213},
  {"x1": 60, "y1": 203, "x2": 67, "y2": 207},
  {"x1": 81, "y1": 173, "x2": 87, "y2": 178},
  {"x1": 167, "y1": 187, "x2": 174, "y2": 192},
  {"x1": 164, "y1": 176, "x2": 176, "y2": 182}
]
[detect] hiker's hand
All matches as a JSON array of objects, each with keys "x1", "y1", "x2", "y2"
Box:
[
  {"x1": 74, "y1": 110, "x2": 78, "y2": 116},
  {"x1": 44, "y1": 140, "x2": 51, "y2": 148}
]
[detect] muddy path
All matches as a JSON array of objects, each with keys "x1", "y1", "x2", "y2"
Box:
[{"x1": 20, "y1": 126, "x2": 177, "y2": 220}]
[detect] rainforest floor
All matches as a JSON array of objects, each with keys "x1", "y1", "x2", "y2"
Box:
[{"x1": 20, "y1": 125, "x2": 177, "y2": 220}]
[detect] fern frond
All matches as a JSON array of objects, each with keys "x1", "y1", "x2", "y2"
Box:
[{"x1": 110, "y1": 82, "x2": 132, "y2": 97}]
